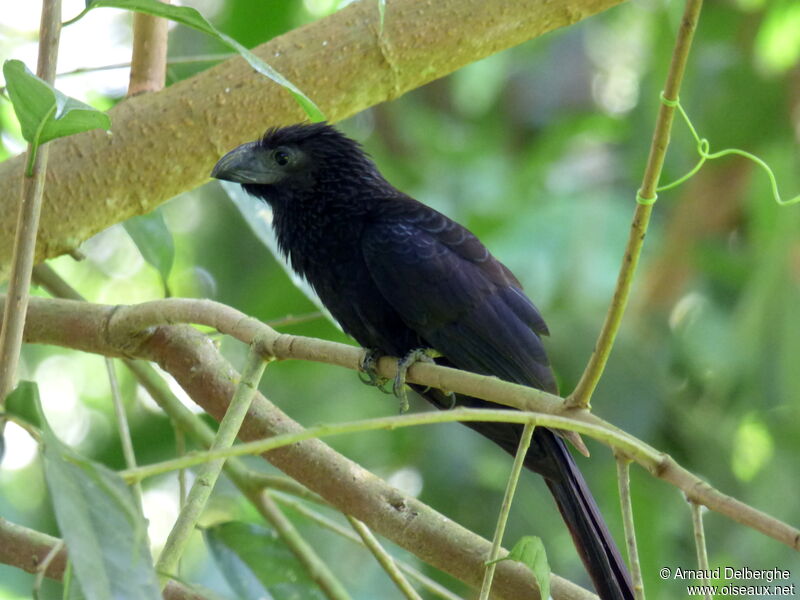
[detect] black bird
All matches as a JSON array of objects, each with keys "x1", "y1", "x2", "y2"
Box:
[{"x1": 212, "y1": 123, "x2": 634, "y2": 599}]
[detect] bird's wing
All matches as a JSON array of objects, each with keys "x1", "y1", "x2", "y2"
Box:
[{"x1": 361, "y1": 200, "x2": 556, "y2": 393}]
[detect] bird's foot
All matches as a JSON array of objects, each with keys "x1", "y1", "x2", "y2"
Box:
[
  {"x1": 358, "y1": 348, "x2": 392, "y2": 393},
  {"x1": 393, "y1": 348, "x2": 439, "y2": 413}
]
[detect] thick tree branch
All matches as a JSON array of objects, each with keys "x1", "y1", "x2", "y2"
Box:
[
  {"x1": 0, "y1": 0, "x2": 626, "y2": 279},
  {"x1": 12, "y1": 294, "x2": 596, "y2": 600},
  {"x1": 12, "y1": 295, "x2": 800, "y2": 557}
]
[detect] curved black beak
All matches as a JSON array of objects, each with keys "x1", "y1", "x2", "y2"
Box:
[{"x1": 211, "y1": 141, "x2": 279, "y2": 184}]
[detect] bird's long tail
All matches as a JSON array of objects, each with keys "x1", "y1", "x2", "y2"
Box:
[
  {"x1": 536, "y1": 427, "x2": 634, "y2": 600},
  {"x1": 416, "y1": 385, "x2": 634, "y2": 600}
]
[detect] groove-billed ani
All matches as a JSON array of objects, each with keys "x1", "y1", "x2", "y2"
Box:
[{"x1": 212, "y1": 123, "x2": 634, "y2": 599}]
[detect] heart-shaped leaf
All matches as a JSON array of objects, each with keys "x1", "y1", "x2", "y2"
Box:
[{"x1": 3, "y1": 60, "x2": 111, "y2": 174}]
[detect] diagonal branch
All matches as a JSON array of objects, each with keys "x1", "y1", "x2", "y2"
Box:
[
  {"x1": 568, "y1": 0, "x2": 705, "y2": 408},
  {"x1": 0, "y1": 0, "x2": 627, "y2": 279},
  {"x1": 12, "y1": 294, "x2": 596, "y2": 600},
  {"x1": 12, "y1": 294, "x2": 800, "y2": 556}
]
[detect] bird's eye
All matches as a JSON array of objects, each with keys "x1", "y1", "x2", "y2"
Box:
[{"x1": 274, "y1": 150, "x2": 290, "y2": 166}]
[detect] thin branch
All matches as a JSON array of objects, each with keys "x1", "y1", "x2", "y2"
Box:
[
  {"x1": 116, "y1": 410, "x2": 641, "y2": 484},
  {"x1": 690, "y1": 501, "x2": 712, "y2": 599},
  {"x1": 255, "y1": 491, "x2": 354, "y2": 600},
  {"x1": 105, "y1": 357, "x2": 142, "y2": 503},
  {"x1": 175, "y1": 426, "x2": 187, "y2": 507},
  {"x1": 246, "y1": 473, "x2": 326, "y2": 504},
  {"x1": 0, "y1": 0, "x2": 62, "y2": 404},
  {"x1": 479, "y1": 423, "x2": 535, "y2": 600},
  {"x1": 132, "y1": 366, "x2": 453, "y2": 599},
  {"x1": 568, "y1": 0, "x2": 706, "y2": 408},
  {"x1": 62, "y1": 54, "x2": 235, "y2": 77},
  {"x1": 615, "y1": 455, "x2": 644, "y2": 600},
  {"x1": 155, "y1": 345, "x2": 267, "y2": 586},
  {"x1": 347, "y1": 517, "x2": 423, "y2": 600},
  {"x1": 33, "y1": 540, "x2": 63, "y2": 600},
  {"x1": 127, "y1": 0, "x2": 170, "y2": 96},
  {"x1": 0, "y1": 517, "x2": 208, "y2": 600},
  {"x1": 275, "y1": 496, "x2": 467, "y2": 600},
  {"x1": 125, "y1": 358, "x2": 353, "y2": 600}
]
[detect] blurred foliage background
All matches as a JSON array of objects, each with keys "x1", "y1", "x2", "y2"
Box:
[{"x1": 1, "y1": 0, "x2": 798, "y2": 598}]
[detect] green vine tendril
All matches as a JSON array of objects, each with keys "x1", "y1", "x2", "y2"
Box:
[{"x1": 656, "y1": 91, "x2": 799, "y2": 206}]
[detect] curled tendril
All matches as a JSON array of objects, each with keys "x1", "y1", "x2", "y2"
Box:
[{"x1": 655, "y1": 91, "x2": 799, "y2": 206}]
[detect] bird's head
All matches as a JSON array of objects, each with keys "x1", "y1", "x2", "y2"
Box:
[{"x1": 211, "y1": 122, "x2": 383, "y2": 205}]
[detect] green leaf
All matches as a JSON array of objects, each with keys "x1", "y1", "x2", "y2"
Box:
[
  {"x1": 3, "y1": 60, "x2": 111, "y2": 174},
  {"x1": 34, "y1": 388, "x2": 160, "y2": 600},
  {"x1": 205, "y1": 521, "x2": 325, "y2": 600},
  {"x1": 731, "y1": 413, "x2": 774, "y2": 481},
  {"x1": 63, "y1": 562, "x2": 88, "y2": 600},
  {"x1": 4, "y1": 380, "x2": 44, "y2": 429},
  {"x1": 71, "y1": 0, "x2": 324, "y2": 121},
  {"x1": 487, "y1": 536, "x2": 550, "y2": 599},
  {"x1": 123, "y1": 209, "x2": 175, "y2": 295}
]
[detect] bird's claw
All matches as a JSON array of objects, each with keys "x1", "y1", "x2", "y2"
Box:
[
  {"x1": 359, "y1": 349, "x2": 392, "y2": 393},
  {"x1": 393, "y1": 348, "x2": 437, "y2": 413}
]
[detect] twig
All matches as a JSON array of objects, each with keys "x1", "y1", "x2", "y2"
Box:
[
  {"x1": 690, "y1": 501, "x2": 712, "y2": 599},
  {"x1": 615, "y1": 455, "x2": 644, "y2": 600},
  {"x1": 246, "y1": 472, "x2": 326, "y2": 504},
  {"x1": 568, "y1": 0, "x2": 705, "y2": 409},
  {"x1": 0, "y1": 0, "x2": 62, "y2": 404},
  {"x1": 105, "y1": 358, "x2": 142, "y2": 503},
  {"x1": 348, "y1": 517, "x2": 423, "y2": 600},
  {"x1": 155, "y1": 345, "x2": 267, "y2": 586},
  {"x1": 60, "y1": 54, "x2": 235, "y2": 77},
  {"x1": 0, "y1": 55, "x2": 239, "y2": 103},
  {"x1": 127, "y1": 0, "x2": 170, "y2": 96},
  {"x1": 118, "y1": 411, "x2": 639, "y2": 484},
  {"x1": 126, "y1": 358, "x2": 352, "y2": 600},
  {"x1": 175, "y1": 426, "x2": 187, "y2": 507},
  {"x1": 274, "y1": 496, "x2": 466, "y2": 600},
  {"x1": 254, "y1": 491, "x2": 353, "y2": 600},
  {"x1": 32, "y1": 540, "x2": 63, "y2": 600},
  {"x1": 478, "y1": 423, "x2": 535, "y2": 600}
]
